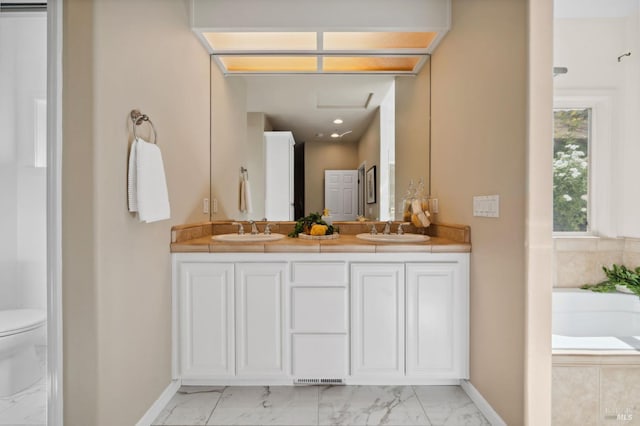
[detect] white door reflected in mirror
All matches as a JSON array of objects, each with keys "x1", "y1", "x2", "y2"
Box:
[{"x1": 325, "y1": 170, "x2": 358, "y2": 221}]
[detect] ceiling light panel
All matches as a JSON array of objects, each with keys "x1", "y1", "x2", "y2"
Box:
[
  {"x1": 323, "y1": 32, "x2": 437, "y2": 51},
  {"x1": 204, "y1": 32, "x2": 317, "y2": 51},
  {"x1": 323, "y1": 56, "x2": 422, "y2": 73},
  {"x1": 218, "y1": 56, "x2": 318, "y2": 73}
]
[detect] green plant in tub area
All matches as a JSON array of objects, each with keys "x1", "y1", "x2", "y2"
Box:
[
  {"x1": 581, "y1": 264, "x2": 640, "y2": 296},
  {"x1": 288, "y1": 212, "x2": 337, "y2": 238}
]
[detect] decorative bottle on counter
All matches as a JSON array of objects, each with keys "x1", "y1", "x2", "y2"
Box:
[
  {"x1": 403, "y1": 178, "x2": 431, "y2": 230},
  {"x1": 402, "y1": 180, "x2": 415, "y2": 222}
]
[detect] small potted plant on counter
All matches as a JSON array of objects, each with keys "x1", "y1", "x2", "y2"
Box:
[{"x1": 288, "y1": 212, "x2": 338, "y2": 239}]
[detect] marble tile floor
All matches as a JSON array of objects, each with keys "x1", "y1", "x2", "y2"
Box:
[
  {"x1": 153, "y1": 385, "x2": 490, "y2": 426},
  {"x1": 0, "y1": 345, "x2": 47, "y2": 426},
  {"x1": 0, "y1": 380, "x2": 46, "y2": 426}
]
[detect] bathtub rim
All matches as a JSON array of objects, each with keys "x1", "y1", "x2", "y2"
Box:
[{"x1": 553, "y1": 287, "x2": 640, "y2": 354}]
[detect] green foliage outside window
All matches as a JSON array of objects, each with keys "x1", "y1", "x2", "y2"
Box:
[{"x1": 553, "y1": 109, "x2": 589, "y2": 232}]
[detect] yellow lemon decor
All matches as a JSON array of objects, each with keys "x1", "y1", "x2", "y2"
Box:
[{"x1": 310, "y1": 224, "x2": 328, "y2": 236}]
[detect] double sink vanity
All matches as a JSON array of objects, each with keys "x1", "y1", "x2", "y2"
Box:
[{"x1": 170, "y1": 221, "x2": 471, "y2": 386}]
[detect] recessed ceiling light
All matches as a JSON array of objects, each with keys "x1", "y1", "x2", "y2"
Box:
[
  {"x1": 333, "y1": 118, "x2": 343, "y2": 124},
  {"x1": 331, "y1": 130, "x2": 353, "y2": 139}
]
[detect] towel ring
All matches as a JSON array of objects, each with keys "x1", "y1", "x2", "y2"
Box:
[{"x1": 130, "y1": 109, "x2": 157, "y2": 144}]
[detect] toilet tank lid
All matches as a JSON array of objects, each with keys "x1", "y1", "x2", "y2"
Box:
[{"x1": 0, "y1": 309, "x2": 46, "y2": 337}]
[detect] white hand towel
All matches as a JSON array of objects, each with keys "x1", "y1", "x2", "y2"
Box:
[
  {"x1": 135, "y1": 138, "x2": 171, "y2": 223},
  {"x1": 239, "y1": 176, "x2": 253, "y2": 214},
  {"x1": 244, "y1": 177, "x2": 253, "y2": 214},
  {"x1": 240, "y1": 178, "x2": 246, "y2": 212},
  {"x1": 127, "y1": 139, "x2": 139, "y2": 212}
]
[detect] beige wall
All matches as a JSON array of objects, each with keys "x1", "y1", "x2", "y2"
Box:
[
  {"x1": 63, "y1": 1, "x2": 211, "y2": 425},
  {"x1": 62, "y1": 1, "x2": 98, "y2": 423},
  {"x1": 395, "y1": 62, "x2": 430, "y2": 217},
  {"x1": 305, "y1": 141, "x2": 359, "y2": 215},
  {"x1": 246, "y1": 112, "x2": 267, "y2": 219},
  {"x1": 211, "y1": 59, "x2": 248, "y2": 220},
  {"x1": 357, "y1": 110, "x2": 381, "y2": 219},
  {"x1": 431, "y1": 0, "x2": 527, "y2": 424}
]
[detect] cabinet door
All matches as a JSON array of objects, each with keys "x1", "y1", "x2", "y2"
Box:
[
  {"x1": 178, "y1": 262, "x2": 234, "y2": 379},
  {"x1": 351, "y1": 263, "x2": 405, "y2": 377},
  {"x1": 236, "y1": 263, "x2": 288, "y2": 377},
  {"x1": 406, "y1": 262, "x2": 469, "y2": 379}
]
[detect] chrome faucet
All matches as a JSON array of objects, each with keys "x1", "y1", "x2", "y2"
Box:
[
  {"x1": 383, "y1": 220, "x2": 393, "y2": 235},
  {"x1": 397, "y1": 222, "x2": 409, "y2": 235},
  {"x1": 370, "y1": 223, "x2": 378, "y2": 235},
  {"x1": 263, "y1": 223, "x2": 272, "y2": 235},
  {"x1": 232, "y1": 222, "x2": 245, "y2": 235},
  {"x1": 248, "y1": 220, "x2": 259, "y2": 235}
]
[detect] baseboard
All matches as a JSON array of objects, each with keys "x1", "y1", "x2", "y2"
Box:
[
  {"x1": 135, "y1": 379, "x2": 181, "y2": 426},
  {"x1": 460, "y1": 379, "x2": 506, "y2": 426}
]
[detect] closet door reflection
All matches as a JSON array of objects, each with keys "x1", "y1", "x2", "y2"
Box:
[{"x1": 264, "y1": 131, "x2": 294, "y2": 221}]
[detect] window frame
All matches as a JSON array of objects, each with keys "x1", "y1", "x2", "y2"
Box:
[{"x1": 553, "y1": 92, "x2": 616, "y2": 238}]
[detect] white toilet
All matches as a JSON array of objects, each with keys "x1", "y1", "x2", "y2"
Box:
[{"x1": 0, "y1": 309, "x2": 46, "y2": 397}]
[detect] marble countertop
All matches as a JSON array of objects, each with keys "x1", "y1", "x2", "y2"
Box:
[{"x1": 171, "y1": 221, "x2": 471, "y2": 254}]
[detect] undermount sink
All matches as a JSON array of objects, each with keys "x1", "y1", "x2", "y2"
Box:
[
  {"x1": 356, "y1": 233, "x2": 430, "y2": 243},
  {"x1": 212, "y1": 233, "x2": 286, "y2": 242}
]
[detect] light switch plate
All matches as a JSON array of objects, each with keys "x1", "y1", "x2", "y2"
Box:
[
  {"x1": 430, "y1": 198, "x2": 439, "y2": 214},
  {"x1": 473, "y1": 195, "x2": 499, "y2": 218}
]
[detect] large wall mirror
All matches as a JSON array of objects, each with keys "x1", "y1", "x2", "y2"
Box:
[{"x1": 209, "y1": 58, "x2": 431, "y2": 222}]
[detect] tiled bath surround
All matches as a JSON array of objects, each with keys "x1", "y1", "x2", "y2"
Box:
[
  {"x1": 554, "y1": 237, "x2": 640, "y2": 288},
  {"x1": 553, "y1": 238, "x2": 640, "y2": 425},
  {"x1": 552, "y1": 356, "x2": 640, "y2": 425}
]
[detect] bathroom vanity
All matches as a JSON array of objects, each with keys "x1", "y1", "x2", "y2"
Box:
[{"x1": 171, "y1": 222, "x2": 470, "y2": 386}]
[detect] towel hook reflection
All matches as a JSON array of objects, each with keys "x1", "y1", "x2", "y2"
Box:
[
  {"x1": 618, "y1": 52, "x2": 631, "y2": 62},
  {"x1": 130, "y1": 109, "x2": 157, "y2": 144}
]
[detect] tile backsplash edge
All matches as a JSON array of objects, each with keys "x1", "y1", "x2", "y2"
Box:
[{"x1": 172, "y1": 221, "x2": 471, "y2": 244}]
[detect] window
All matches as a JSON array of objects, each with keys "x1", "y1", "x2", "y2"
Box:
[{"x1": 553, "y1": 108, "x2": 590, "y2": 232}]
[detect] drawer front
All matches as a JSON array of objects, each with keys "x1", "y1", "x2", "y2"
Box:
[
  {"x1": 291, "y1": 287, "x2": 348, "y2": 332},
  {"x1": 291, "y1": 334, "x2": 348, "y2": 378},
  {"x1": 291, "y1": 262, "x2": 347, "y2": 285}
]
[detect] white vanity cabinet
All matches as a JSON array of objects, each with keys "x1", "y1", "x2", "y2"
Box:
[
  {"x1": 176, "y1": 262, "x2": 235, "y2": 380},
  {"x1": 172, "y1": 253, "x2": 469, "y2": 385},
  {"x1": 351, "y1": 263, "x2": 405, "y2": 379},
  {"x1": 235, "y1": 263, "x2": 288, "y2": 379},
  {"x1": 406, "y1": 262, "x2": 469, "y2": 380},
  {"x1": 289, "y1": 262, "x2": 349, "y2": 380}
]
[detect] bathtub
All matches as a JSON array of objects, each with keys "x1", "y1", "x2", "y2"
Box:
[{"x1": 553, "y1": 288, "x2": 640, "y2": 352}]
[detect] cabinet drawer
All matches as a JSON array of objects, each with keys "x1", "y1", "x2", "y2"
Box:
[
  {"x1": 291, "y1": 334, "x2": 348, "y2": 378},
  {"x1": 291, "y1": 287, "x2": 347, "y2": 332},
  {"x1": 291, "y1": 262, "x2": 347, "y2": 285}
]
